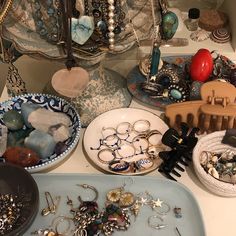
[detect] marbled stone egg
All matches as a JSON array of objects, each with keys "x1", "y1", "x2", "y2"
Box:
[{"x1": 3, "y1": 110, "x2": 24, "y2": 131}]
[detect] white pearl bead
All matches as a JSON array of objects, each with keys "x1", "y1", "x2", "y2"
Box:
[
  {"x1": 108, "y1": 19, "x2": 115, "y2": 25},
  {"x1": 109, "y1": 5, "x2": 115, "y2": 11},
  {"x1": 108, "y1": 0, "x2": 114, "y2": 4},
  {"x1": 109, "y1": 38, "x2": 115, "y2": 43},
  {"x1": 108, "y1": 25, "x2": 115, "y2": 31},
  {"x1": 108, "y1": 12, "x2": 114, "y2": 18},
  {"x1": 109, "y1": 32, "x2": 115, "y2": 37},
  {"x1": 109, "y1": 44, "x2": 115, "y2": 50}
]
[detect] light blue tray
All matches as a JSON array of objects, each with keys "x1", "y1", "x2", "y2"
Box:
[{"x1": 26, "y1": 174, "x2": 206, "y2": 236}]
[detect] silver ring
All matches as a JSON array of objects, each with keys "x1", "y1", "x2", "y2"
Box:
[
  {"x1": 148, "y1": 215, "x2": 167, "y2": 230},
  {"x1": 117, "y1": 142, "x2": 136, "y2": 159},
  {"x1": 97, "y1": 149, "x2": 116, "y2": 164},
  {"x1": 147, "y1": 130, "x2": 162, "y2": 146},
  {"x1": 101, "y1": 127, "x2": 116, "y2": 139},
  {"x1": 154, "y1": 202, "x2": 171, "y2": 215},
  {"x1": 116, "y1": 122, "x2": 132, "y2": 135},
  {"x1": 133, "y1": 120, "x2": 151, "y2": 134},
  {"x1": 77, "y1": 184, "x2": 98, "y2": 203}
]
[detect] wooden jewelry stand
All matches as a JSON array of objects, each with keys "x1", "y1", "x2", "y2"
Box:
[{"x1": 165, "y1": 81, "x2": 236, "y2": 133}]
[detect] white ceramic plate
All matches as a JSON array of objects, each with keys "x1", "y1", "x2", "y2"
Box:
[{"x1": 83, "y1": 108, "x2": 169, "y2": 175}]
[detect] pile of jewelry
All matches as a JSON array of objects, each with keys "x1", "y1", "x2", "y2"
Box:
[
  {"x1": 32, "y1": 181, "x2": 183, "y2": 236},
  {"x1": 200, "y1": 150, "x2": 236, "y2": 183},
  {"x1": 0, "y1": 194, "x2": 23, "y2": 235},
  {"x1": 90, "y1": 119, "x2": 165, "y2": 173}
]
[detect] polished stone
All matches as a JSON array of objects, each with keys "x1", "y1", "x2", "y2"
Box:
[
  {"x1": 3, "y1": 110, "x2": 24, "y2": 131},
  {"x1": 24, "y1": 130, "x2": 56, "y2": 159},
  {"x1": 7, "y1": 128, "x2": 33, "y2": 147},
  {"x1": 3, "y1": 146, "x2": 40, "y2": 167}
]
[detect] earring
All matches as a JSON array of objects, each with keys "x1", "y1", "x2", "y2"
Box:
[{"x1": 148, "y1": 215, "x2": 168, "y2": 230}]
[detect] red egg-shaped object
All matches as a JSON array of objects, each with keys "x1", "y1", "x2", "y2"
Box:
[{"x1": 190, "y1": 49, "x2": 213, "y2": 82}]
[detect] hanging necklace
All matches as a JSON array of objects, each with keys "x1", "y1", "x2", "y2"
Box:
[{"x1": 51, "y1": 0, "x2": 89, "y2": 99}]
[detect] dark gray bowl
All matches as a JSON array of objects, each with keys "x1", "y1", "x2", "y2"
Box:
[{"x1": 0, "y1": 163, "x2": 39, "y2": 236}]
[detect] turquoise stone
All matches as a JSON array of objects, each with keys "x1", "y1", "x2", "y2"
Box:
[
  {"x1": 170, "y1": 89, "x2": 182, "y2": 99},
  {"x1": 21, "y1": 103, "x2": 40, "y2": 128},
  {"x1": 7, "y1": 128, "x2": 33, "y2": 147},
  {"x1": 161, "y1": 11, "x2": 179, "y2": 40},
  {"x1": 24, "y1": 130, "x2": 56, "y2": 159},
  {"x1": 3, "y1": 110, "x2": 24, "y2": 131},
  {"x1": 71, "y1": 16, "x2": 94, "y2": 45}
]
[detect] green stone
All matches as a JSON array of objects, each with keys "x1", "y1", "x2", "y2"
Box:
[
  {"x1": 7, "y1": 128, "x2": 33, "y2": 147},
  {"x1": 3, "y1": 110, "x2": 24, "y2": 131},
  {"x1": 170, "y1": 89, "x2": 182, "y2": 99}
]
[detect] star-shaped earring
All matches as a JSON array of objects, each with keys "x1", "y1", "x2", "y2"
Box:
[{"x1": 150, "y1": 198, "x2": 163, "y2": 209}]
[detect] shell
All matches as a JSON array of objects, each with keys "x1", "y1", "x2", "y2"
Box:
[
  {"x1": 190, "y1": 29, "x2": 210, "y2": 42},
  {"x1": 210, "y1": 28, "x2": 231, "y2": 44},
  {"x1": 208, "y1": 167, "x2": 219, "y2": 179},
  {"x1": 231, "y1": 174, "x2": 236, "y2": 184},
  {"x1": 211, "y1": 155, "x2": 218, "y2": 163}
]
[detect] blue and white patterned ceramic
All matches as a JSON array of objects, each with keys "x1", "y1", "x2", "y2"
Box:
[{"x1": 0, "y1": 94, "x2": 81, "y2": 173}]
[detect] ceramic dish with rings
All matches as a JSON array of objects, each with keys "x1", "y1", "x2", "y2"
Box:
[
  {"x1": 83, "y1": 108, "x2": 169, "y2": 175},
  {"x1": 0, "y1": 93, "x2": 81, "y2": 173}
]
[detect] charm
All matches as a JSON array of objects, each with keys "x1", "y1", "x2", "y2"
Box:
[
  {"x1": 159, "y1": 0, "x2": 178, "y2": 40},
  {"x1": 149, "y1": 198, "x2": 163, "y2": 209},
  {"x1": 168, "y1": 82, "x2": 190, "y2": 103},
  {"x1": 173, "y1": 207, "x2": 182, "y2": 218},
  {"x1": 71, "y1": 16, "x2": 94, "y2": 45},
  {"x1": 130, "y1": 200, "x2": 141, "y2": 218},
  {"x1": 107, "y1": 188, "x2": 122, "y2": 203},
  {"x1": 119, "y1": 192, "x2": 135, "y2": 208}
]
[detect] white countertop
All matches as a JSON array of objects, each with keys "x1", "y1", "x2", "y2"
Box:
[{"x1": 1, "y1": 85, "x2": 235, "y2": 236}]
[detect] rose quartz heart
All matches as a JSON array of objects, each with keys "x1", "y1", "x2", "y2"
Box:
[{"x1": 51, "y1": 67, "x2": 89, "y2": 98}]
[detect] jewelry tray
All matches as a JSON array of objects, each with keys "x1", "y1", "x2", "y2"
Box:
[{"x1": 26, "y1": 173, "x2": 206, "y2": 236}]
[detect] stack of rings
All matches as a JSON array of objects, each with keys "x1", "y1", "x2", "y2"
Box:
[{"x1": 90, "y1": 119, "x2": 166, "y2": 173}]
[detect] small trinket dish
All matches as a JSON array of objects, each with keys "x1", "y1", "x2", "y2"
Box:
[
  {"x1": 0, "y1": 94, "x2": 81, "y2": 173},
  {"x1": 0, "y1": 163, "x2": 39, "y2": 235},
  {"x1": 190, "y1": 29, "x2": 210, "y2": 42},
  {"x1": 193, "y1": 131, "x2": 236, "y2": 197}
]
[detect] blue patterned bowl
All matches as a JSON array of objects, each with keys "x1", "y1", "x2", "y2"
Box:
[{"x1": 0, "y1": 94, "x2": 81, "y2": 173}]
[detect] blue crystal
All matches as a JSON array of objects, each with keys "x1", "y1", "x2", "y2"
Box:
[
  {"x1": 24, "y1": 130, "x2": 56, "y2": 159},
  {"x1": 170, "y1": 89, "x2": 182, "y2": 99},
  {"x1": 3, "y1": 110, "x2": 24, "y2": 131},
  {"x1": 21, "y1": 103, "x2": 40, "y2": 128}
]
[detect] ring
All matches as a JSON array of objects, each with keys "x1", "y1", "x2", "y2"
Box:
[
  {"x1": 103, "y1": 134, "x2": 121, "y2": 148},
  {"x1": 147, "y1": 130, "x2": 162, "y2": 146},
  {"x1": 116, "y1": 122, "x2": 132, "y2": 135},
  {"x1": 97, "y1": 149, "x2": 116, "y2": 164},
  {"x1": 133, "y1": 120, "x2": 150, "y2": 134},
  {"x1": 154, "y1": 202, "x2": 171, "y2": 215},
  {"x1": 109, "y1": 160, "x2": 130, "y2": 172},
  {"x1": 132, "y1": 134, "x2": 149, "y2": 152},
  {"x1": 148, "y1": 215, "x2": 167, "y2": 230},
  {"x1": 117, "y1": 143, "x2": 136, "y2": 159},
  {"x1": 77, "y1": 184, "x2": 99, "y2": 203},
  {"x1": 101, "y1": 127, "x2": 116, "y2": 139}
]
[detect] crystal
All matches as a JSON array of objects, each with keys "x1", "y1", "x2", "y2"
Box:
[
  {"x1": 2, "y1": 110, "x2": 24, "y2": 131},
  {"x1": 7, "y1": 128, "x2": 33, "y2": 147},
  {"x1": 54, "y1": 142, "x2": 67, "y2": 155},
  {"x1": 3, "y1": 146, "x2": 40, "y2": 167},
  {"x1": 24, "y1": 130, "x2": 56, "y2": 159},
  {"x1": 48, "y1": 124, "x2": 70, "y2": 142},
  {"x1": 21, "y1": 103, "x2": 41, "y2": 128},
  {"x1": 28, "y1": 108, "x2": 71, "y2": 133}
]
